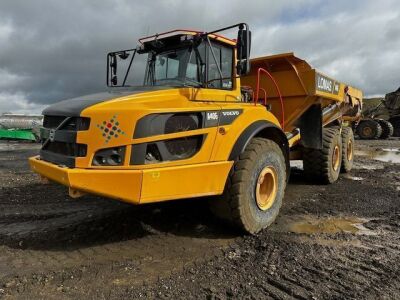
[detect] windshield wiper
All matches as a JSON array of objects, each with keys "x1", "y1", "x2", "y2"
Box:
[{"x1": 183, "y1": 77, "x2": 203, "y2": 87}]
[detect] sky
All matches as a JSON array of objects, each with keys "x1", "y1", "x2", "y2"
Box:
[{"x1": 0, "y1": 0, "x2": 399, "y2": 114}]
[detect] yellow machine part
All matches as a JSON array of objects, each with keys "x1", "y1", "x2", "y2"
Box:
[
  {"x1": 29, "y1": 156, "x2": 233, "y2": 204},
  {"x1": 241, "y1": 52, "x2": 363, "y2": 132},
  {"x1": 29, "y1": 50, "x2": 362, "y2": 205},
  {"x1": 71, "y1": 83, "x2": 280, "y2": 169},
  {"x1": 29, "y1": 82, "x2": 282, "y2": 203}
]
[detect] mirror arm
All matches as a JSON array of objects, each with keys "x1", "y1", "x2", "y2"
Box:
[{"x1": 122, "y1": 49, "x2": 137, "y2": 86}]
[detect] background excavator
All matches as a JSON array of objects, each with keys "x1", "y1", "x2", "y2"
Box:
[{"x1": 356, "y1": 87, "x2": 400, "y2": 139}]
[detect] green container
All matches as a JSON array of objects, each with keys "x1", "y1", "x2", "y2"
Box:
[{"x1": 0, "y1": 129, "x2": 38, "y2": 141}]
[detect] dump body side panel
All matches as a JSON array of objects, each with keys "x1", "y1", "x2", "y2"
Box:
[{"x1": 241, "y1": 53, "x2": 363, "y2": 132}]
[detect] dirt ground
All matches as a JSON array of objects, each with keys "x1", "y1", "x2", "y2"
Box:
[{"x1": 0, "y1": 139, "x2": 399, "y2": 299}]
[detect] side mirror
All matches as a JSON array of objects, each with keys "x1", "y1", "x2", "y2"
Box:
[
  {"x1": 236, "y1": 24, "x2": 251, "y2": 75},
  {"x1": 118, "y1": 51, "x2": 129, "y2": 60},
  {"x1": 106, "y1": 48, "x2": 137, "y2": 87},
  {"x1": 111, "y1": 75, "x2": 118, "y2": 85}
]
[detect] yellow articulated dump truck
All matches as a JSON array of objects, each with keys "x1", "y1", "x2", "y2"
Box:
[{"x1": 29, "y1": 23, "x2": 362, "y2": 234}]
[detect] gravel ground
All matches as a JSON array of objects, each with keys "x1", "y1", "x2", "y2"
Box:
[{"x1": 0, "y1": 139, "x2": 399, "y2": 299}]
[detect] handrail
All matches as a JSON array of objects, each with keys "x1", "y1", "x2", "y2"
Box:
[
  {"x1": 138, "y1": 29, "x2": 203, "y2": 44},
  {"x1": 254, "y1": 68, "x2": 285, "y2": 130},
  {"x1": 259, "y1": 88, "x2": 267, "y2": 106},
  {"x1": 138, "y1": 29, "x2": 237, "y2": 44}
]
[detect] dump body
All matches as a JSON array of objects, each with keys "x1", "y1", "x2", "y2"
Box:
[{"x1": 241, "y1": 53, "x2": 362, "y2": 132}]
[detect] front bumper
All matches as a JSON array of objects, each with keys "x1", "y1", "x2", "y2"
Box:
[
  {"x1": 29, "y1": 156, "x2": 142, "y2": 203},
  {"x1": 29, "y1": 156, "x2": 232, "y2": 204}
]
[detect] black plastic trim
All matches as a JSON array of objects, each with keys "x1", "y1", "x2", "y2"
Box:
[
  {"x1": 92, "y1": 146, "x2": 126, "y2": 166},
  {"x1": 298, "y1": 104, "x2": 322, "y2": 149},
  {"x1": 228, "y1": 120, "x2": 290, "y2": 181},
  {"x1": 39, "y1": 150, "x2": 75, "y2": 168},
  {"x1": 130, "y1": 144, "x2": 147, "y2": 165},
  {"x1": 133, "y1": 109, "x2": 243, "y2": 139},
  {"x1": 40, "y1": 128, "x2": 77, "y2": 143},
  {"x1": 134, "y1": 112, "x2": 203, "y2": 138},
  {"x1": 219, "y1": 109, "x2": 243, "y2": 125},
  {"x1": 229, "y1": 120, "x2": 280, "y2": 161},
  {"x1": 130, "y1": 134, "x2": 206, "y2": 165}
]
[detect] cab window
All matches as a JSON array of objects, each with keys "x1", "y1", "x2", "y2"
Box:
[
  {"x1": 186, "y1": 43, "x2": 206, "y2": 83},
  {"x1": 207, "y1": 41, "x2": 233, "y2": 89}
]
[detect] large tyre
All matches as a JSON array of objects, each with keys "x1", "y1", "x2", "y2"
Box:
[
  {"x1": 376, "y1": 119, "x2": 394, "y2": 139},
  {"x1": 209, "y1": 138, "x2": 286, "y2": 234},
  {"x1": 341, "y1": 127, "x2": 354, "y2": 173},
  {"x1": 389, "y1": 117, "x2": 400, "y2": 137},
  {"x1": 303, "y1": 127, "x2": 342, "y2": 184},
  {"x1": 356, "y1": 120, "x2": 382, "y2": 139}
]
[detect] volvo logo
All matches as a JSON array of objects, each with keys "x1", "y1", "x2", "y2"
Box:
[{"x1": 222, "y1": 110, "x2": 240, "y2": 116}]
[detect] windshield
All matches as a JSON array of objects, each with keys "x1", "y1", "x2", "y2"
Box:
[
  {"x1": 107, "y1": 37, "x2": 233, "y2": 89},
  {"x1": 144, "y1": 45, "x2": 205, "y2": 87}
]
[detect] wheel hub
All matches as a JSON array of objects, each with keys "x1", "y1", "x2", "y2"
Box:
[
  {"x1": 332, "y1": 145, "x2": 340, "y2": 171},
  {"x1": 347, "y1": 139, "x2": 353, "y2": 161},
  {"x1": 362, "y1": 126, "x2": 372, "y2": 137},
  {"x1": 256, "y1": 166, "x2": 277, "y2": 211}
]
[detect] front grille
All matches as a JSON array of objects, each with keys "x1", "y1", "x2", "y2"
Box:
[
  {"x1": 43, "y1": 116, "x2": 90, "y2": 130},
  {"x1": 40, "y1": 115, "x2": 90, "y2": 167},
  {"x1": 42, "y1": 141, "x2": 87, "y2": 157}
]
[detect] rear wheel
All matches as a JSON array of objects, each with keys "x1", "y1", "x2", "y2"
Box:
[
  {"x1": 303, "y1": 127, "x2": 342, "y2": 184},
  {"x1": 341, "y1": 127, "x2": 354, "y2": 173},
  {"x1": 389, "y1": 117, "x2": 400, "y2": 137},
  {"x1": 376, "y1": 119, "x2": 394, "y2": 139},
  {"x1": 209, "y1": 138, "x2": 286, "y2": 234},
  {"x1": 356, "y1": 120, "x2": 382, "y2": 139}
]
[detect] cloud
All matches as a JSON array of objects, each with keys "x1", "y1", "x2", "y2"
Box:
[
  {"x1": 0, "y1": 0, "x2": 399, "y2": 114},
  {"x1": 0, "y1": 92, "x2": 45, "y2": 114},
  {"x1": 0, "y1": 21, "x2": 13, "y2": 42}
]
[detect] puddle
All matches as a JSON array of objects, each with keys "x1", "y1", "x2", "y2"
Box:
[
  {"x1": 290, "y1": 160, "x2": 303, "y2": 169},
  {"x1": 355, "y1": 148, "x2": 400, "y2": 164},
  {"x1": 275, "y1": 216, "x2": 376, "y2": 235},
  {"x1": 342, "y1": 174, "x2": 363, "y2": 181},
  {"x1": 382, "y1": 148, "x2": 400, "y2": 152},
  {"x1": 354, "y1": 164, "x2": 384, "y2": 170}
]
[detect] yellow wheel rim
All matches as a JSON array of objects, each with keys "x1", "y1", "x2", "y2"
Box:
[
  {"x1": 347, "y1": 139, "x2": 353, "y2": 161},
  {"x1": 256, "y1": 166, "x2": 278, "y2": 211},
  {"x1": 332, "y1": 145, "x2": 340, "y2": 171}
]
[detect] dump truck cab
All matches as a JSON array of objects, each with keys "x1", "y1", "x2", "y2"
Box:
[{"x1": 30, "y1": 23, "x2": 362, "y2": 234}]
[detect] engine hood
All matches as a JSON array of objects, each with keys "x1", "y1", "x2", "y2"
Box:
[{"x1": 42, "y1": 86, "x2": 174, "y2": 117}]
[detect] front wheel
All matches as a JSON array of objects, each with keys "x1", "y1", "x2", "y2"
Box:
[{"x1": 209, "y1": 138, "x2": 287, "y2": 234}]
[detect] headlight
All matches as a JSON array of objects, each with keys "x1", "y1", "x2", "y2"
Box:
[{"x1": 92, "y1": 146, "x2": 126, "y2": 166}]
